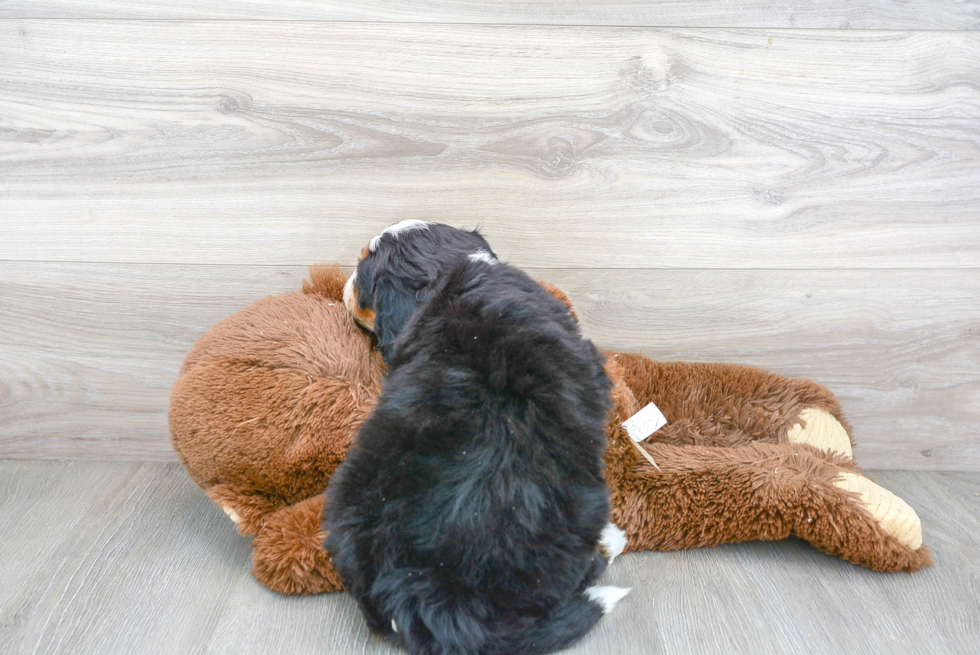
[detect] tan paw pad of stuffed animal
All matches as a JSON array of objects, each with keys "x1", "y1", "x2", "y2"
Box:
[
  {"x1": 787, "y1": 407, "x2": 853, "y2": 458},
  {"x1": 784, "y1": 408, "x2": 921, "y2": 549},
  {"x1": 169, "y1": 265, "x2": 931, "y2": 595},
  {"x1": 833, "y1": 472, "x2": 922, "y2": 549}
]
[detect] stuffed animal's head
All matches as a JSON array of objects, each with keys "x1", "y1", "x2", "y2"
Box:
[{"x1": 343, "y1": 220, "x2": 497, "y2": 360}]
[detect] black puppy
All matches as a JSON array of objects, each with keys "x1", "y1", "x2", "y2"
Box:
[{"x1": 326, "y1": 221, "x2": 629, "y2": 655}]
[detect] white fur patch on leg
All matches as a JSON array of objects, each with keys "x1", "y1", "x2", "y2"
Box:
[
  {"x1": 584, "y1": 586, "x2": 631, "y2": 615},
  {"x1": 369, "y1": 219, "x2": 432, "y2": 252},
  {"x1": 599, "y1": 523, "x2": 628, "y2": 565}
]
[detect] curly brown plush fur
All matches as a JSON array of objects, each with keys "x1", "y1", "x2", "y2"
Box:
[{"x1": 169, "y1": 265, "x2": 931, "y2": 595}]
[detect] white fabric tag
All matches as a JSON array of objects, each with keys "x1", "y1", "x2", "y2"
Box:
[{"x1": 623, "y1": 402, "x2": 667, "y2": 443}]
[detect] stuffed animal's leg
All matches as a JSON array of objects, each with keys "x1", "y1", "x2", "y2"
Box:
[
  {"x1": 206, "y1": 485, "x2": 342, "y2": 594},
  {"x1": 251, "y1": 495, "x2": 344, "y2": 595},
  {"x1": 615, "y1": 441, "x2": 931, "y2": 572},
  {"x1": 205, "y1": 484, "x2": 286, "y2": 537},
  {"x1": 610, "y1": 354, "x2": 854, "y2": 457}
]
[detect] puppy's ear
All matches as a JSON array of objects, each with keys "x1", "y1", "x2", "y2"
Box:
[{"x1": 373, "y1": 284, "x2": 421, "y2": 362}]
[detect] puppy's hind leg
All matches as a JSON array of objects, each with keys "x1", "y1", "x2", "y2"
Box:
[{"x1": 580, "y1": 524, "x2": 631, "y2": 616}]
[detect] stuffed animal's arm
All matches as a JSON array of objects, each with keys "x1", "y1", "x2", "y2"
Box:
[{"x1": 251, "y1": 495, "x2": 344, "y2": 595}]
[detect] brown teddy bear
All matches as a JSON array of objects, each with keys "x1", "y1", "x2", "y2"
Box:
[{"x1": 169, "y1": 265, "x2": 931, "y2": 595}]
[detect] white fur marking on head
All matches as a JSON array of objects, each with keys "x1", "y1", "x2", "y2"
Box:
[
  {"x1": 468, "y1": 250, "x2": 498, "y2": 264},
  {"x1": 584, "y1": 586, "x2": 631, "y2": 615},
  {"x1": 599, "y1": 523, "x2": 628, "y2": 565},
  {"x1": 343, "y1": 269, "x2": 357, "y2": 315},
  {"x1": 368, "y1": 219, "x2": 433, "y2": 253}
]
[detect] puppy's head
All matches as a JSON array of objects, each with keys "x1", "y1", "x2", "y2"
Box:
[{"x1": 344, "y1": 220, "x2": 497, "y2": 361}]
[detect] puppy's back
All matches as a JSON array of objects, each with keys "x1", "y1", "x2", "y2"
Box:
[
  {"x1": 327, "y1": 260, "x2": 615, "y2": 655},
  {"x1": 394, "y1": 260, "x2": 611, "y2": 421}
]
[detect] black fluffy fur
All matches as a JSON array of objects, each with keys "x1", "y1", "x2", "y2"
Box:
[{"x1": 325, "y1": 226, "x2": 614, "y2": 655}]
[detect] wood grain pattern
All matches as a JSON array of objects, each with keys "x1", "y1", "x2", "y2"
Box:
[
  {"x1": 1, "y1": 262, "x2": 977, "y2": 469},
  {"x1": 1, "y1": 1, "x2": 978, "y2": 30},
  {"x1": 0, "y1": 263, "x2": 303, "y2": 461},
  {"x1": 2, "y1": 22, "x2": 979, "y2": 268},
  {"x1": 1, "y1": 462, "x2": 978, "y2": 653}
]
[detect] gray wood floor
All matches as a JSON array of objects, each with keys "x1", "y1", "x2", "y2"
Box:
[{"x1": 1, "y1": 460, "x2": 977, "y2": 654}]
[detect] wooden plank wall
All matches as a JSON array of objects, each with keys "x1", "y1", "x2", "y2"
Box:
[
  {"x1": 1, "y1": 3, "x2": 978, "y2": 469},
  {"x1": 1, "y1": 2, "x2": 978, "y2": 28}
]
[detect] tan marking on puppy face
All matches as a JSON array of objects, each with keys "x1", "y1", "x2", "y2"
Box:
[
  {"x1": 343, "y1": 269, "x2": 376, "y2": 332},
  {"x1": 353, "y1": 305, "x2": 376, "y2": 332},
  {"x1": 359, "y1": 247, "x2": 370, "y2": 262}
]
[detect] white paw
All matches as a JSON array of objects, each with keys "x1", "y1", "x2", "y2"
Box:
[
  {"x1": 599, "y1": 523, "x2": 628, "y2": 565},
  {"x1": 584, "y1": 586, "x2": 631, "y2": 615}
]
